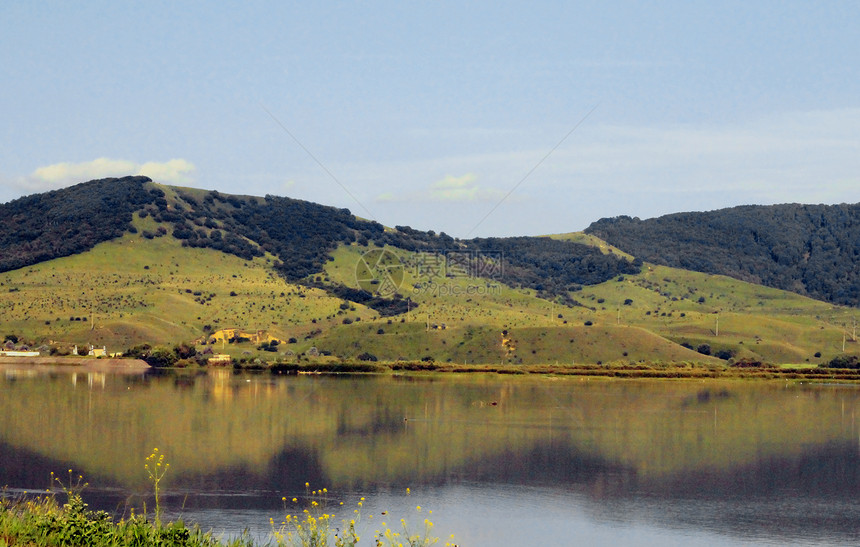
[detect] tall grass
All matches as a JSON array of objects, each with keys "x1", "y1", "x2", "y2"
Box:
[
  {"x1": 271, "y1": 485, "x2": 454, "y2": 547},
  {"x1": 0, "y1": 474, "x2": 250, "y2": 547},
  {"x1": 0, "y1": 456, "x2": 455, "y2": 547},
  {"x1": 144, "y1": 448, "x2": 169, "y2": 524}
]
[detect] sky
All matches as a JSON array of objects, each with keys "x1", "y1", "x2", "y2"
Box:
[{"x1": 2, "y1": 1, "x2": 859, "y2": 237}]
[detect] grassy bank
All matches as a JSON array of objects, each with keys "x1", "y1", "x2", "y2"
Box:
[
  {"x1": 0, "y1": 489, "x2": 250, "y2": 547},
  {"x1": 0, "y1": 492, "x2": 449, "y2": 547},
  {"x1": 253, "y1": 360, "x2": 860, "y2": 381},
  {"x1": 5, "y1": 353, "x2": 858, "y2": 382},
  {"x1": 1, "y1": 467, "x2": 450, "y2": 547}
]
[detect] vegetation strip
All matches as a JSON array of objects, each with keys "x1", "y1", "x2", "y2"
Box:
[
  {"x1": 1, "y1": 463, "x2": 453, "y2": 547},
  {"x1": 223, "y1": 360, "x2": 860, "y2": 381}
]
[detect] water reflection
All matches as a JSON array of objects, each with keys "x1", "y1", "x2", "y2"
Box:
[{"x1": 1, "y1": 369, "x2": 859, "y2": 545}]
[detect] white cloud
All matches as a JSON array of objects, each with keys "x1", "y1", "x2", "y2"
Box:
[
  {"x1": 13, "y1": 157, "x2": 196, "y2": 193},
  {"x1": 29, "y1": 158, "x2": 137, "y2": 187},
  {"x1": 432, "y1": 173, "x2": 477, "y2": 189},
  {"x1": 136, "y1": 159, "x2": 196, "y2": 185},
  {"x1": 353, "y1": 107, "x2": 860, "y2": 236},
  {"x1": 374, "y1": 172, "x2": 507, "y2": 204},
  {"x1": 429, "y1": 173, "x2": 482, "y2": 201}
]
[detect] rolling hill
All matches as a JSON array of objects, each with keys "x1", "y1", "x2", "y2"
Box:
[
  {"x1": 585, "y1": 204, "x2": 860, "y2": 307},
  {"x1": 0, "y1": 177, "x2": 858, "y2": 367}
]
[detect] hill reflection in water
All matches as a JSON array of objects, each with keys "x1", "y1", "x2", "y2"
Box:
[{"x1": 1, "y1": 368, "x2": 859, "y2": 545}]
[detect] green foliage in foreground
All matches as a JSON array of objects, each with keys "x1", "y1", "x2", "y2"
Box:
[
  {"x1": 0, "y1": 489, "x2": 450, "y2": 547},
  {"x1": 0, "y1": 455, "x2": 451, "y2": 547},
  {"x1": 0, "y1": 491, "x2": 250, "y2": 547},
  {"x1": 0, "y1": 464, "x2": 248, "y2": 546}
]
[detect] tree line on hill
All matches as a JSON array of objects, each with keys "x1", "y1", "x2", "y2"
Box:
[
  {"x1": 0, "y1": 176, "x2": 153, "y2": 273},
  {"x1": 585, "y1": 203, "x2": 860, "y2": 307},
  {"x1": 165, "y1": 188, "x2": 641, "y2": 306},
  {"x1": 466, "y1": 237, "x2": 642, "y2": 304},
  {"x1": 1, "y1": 177, "x2": 642, "y2": 313},
  {"x1": 163, "y1": 189, "x2": 374, "y2": 279}
]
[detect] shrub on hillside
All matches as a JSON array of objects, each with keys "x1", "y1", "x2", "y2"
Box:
[
  {"x1": 822, "y1": 354, "x2": 860, "y2": 369},
  {"x1": 714, "y1": 349, "x2": 734, "y2": 360},
  {"x1": 124, "y1": 343, "x2": 203, "y2": 368},
  {"x1": 144, "y1": 348, "x2": 178, "y2": 368},
  {"x1": 729, "y1": 357, "x2": 773, "y2": 368}
]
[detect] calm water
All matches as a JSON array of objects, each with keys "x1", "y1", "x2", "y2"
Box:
[{"x1": 2, "y1": 367, "x2": 860, "y2": 546}]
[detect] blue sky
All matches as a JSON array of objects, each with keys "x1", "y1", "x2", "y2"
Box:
[{"x1": 2, "y1": 1, "x2": 859, "y2": 237}]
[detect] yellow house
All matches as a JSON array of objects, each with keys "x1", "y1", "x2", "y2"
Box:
[
  {"x1": 209, "y1": 329, "x2": 281, "y2": 345},
  {"x1": 210, "y1": 328, "x2": 242, "y2": 343},
  {"x1": 88, "y1": 347, "x2": 106, "y2": 357}
]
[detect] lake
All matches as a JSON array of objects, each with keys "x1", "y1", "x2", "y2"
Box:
[{"x1": 1, "y1": 366, "x2": 860, "y2": 546}]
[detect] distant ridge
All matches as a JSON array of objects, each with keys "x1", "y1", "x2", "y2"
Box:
[
  {"x1": 0, "y1": 177, "x2": 640, "y2": 308},
  {"x1": 5, "y1": 177, "x2": 859, "y2": 308},
  {"x1": 586, "y1": 203, "x2": 860, "y2": 307}
]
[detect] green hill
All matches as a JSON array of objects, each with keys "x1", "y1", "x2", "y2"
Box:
[
  {"x1": 0, "y1": 176, "x2": 640, "y2": 312},
  {"x1": 585, "y1": 203, "x2": 860, "y2": 306},
  {"x1": 0, "y1": 178, "x2": 858, "y2": 366}
]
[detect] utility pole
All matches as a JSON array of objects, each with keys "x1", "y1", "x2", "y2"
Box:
[{"x1": 715, "y1": 313, "x2": 719, "y2": 337}]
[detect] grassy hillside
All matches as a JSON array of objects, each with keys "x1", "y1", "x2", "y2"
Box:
[
  {"x1": 316, "y1": 244, "x2": 719, "y2": 365},
  {"x1": 1, "y1": 177, "x2": 643, "y2": 315},
  {"x1": 1, "y1": 221, "x2": 857, "y2": 365},
  {"x1": 574, "y1": 263, "x2": 857, "y2": 364},
  {"x1": 0, "y1": 220, "x2": 374, "y2": 352},
  {"x1": 311, "y1": 322, "x2": 716, "y2": 365},
  {"x1": 0, "y1": 179, "x2": 857, "y2": 366}
]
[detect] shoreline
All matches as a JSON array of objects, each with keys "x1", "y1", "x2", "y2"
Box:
[
  {"x1": 0, "y1": 356, "x2": 150, "y2": 373},
  {"x1": 254, "y1": 360, "x2": 860, "y2": 381},
  {"x1": 1, "y1": 357, "x2": 857, "y2": 382}
]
